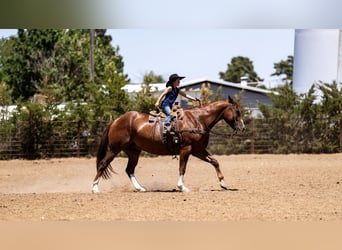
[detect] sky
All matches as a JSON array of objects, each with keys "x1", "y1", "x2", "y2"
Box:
[
  {"x1": 1, "y1": 29, "x2": 294, "y2": 87},
  {"x1": 107, "y1": 29, "x2": 294, "y2": 86},
  {"x1": 1, "y1": 1, "x2": 342, "y2": 90}
]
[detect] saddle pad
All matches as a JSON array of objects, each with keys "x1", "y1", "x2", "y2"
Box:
[{"x1": 149, "y1": 115, "x2": 163, "y2": 123}]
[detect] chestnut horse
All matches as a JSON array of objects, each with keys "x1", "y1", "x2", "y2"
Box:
[{"x1": 92, "y1": 96, "x2": 245, "y2": 193}]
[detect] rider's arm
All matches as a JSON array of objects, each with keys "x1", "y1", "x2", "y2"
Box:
[
  {"x1": 155, "y1": 87, "x2": 172, "y2": 107},
  {"x1": 179, "y1": 90, "x2": 199, "y2": 102}
]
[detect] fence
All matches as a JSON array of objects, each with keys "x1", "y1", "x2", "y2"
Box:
[
  {"x1": 0, "y1": 120, "x2": 108, "y2": 159},
  {"x1": 209, "y1": 119, "x2": 274, "y2": 154},
  {"x1": 0, "y1": 118, "x2": 341, "y2": 159},
  {"x1": 209, "y1": 118, "x2": 341, "y2": 154}
]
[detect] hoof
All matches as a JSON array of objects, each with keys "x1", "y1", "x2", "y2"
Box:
[
  {"x1": 136, "y1": 187, "x2": 147, "y2": 192},
  {"x1": 178, "y1": 185, "x2": 190, "y2": 192},
  {"x1": 220, "y1": 180, "x2": 228, "y2": 190},
  {"x1": 92, "y1": 188, "x2": 99, "y2": 193}
]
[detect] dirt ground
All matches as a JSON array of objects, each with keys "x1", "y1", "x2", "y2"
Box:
[{"x1": 0, "y1": 154, "x2": 341, "y2": 221}]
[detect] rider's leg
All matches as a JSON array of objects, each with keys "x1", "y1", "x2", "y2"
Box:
[{"x1": 162, "y1": 105, "x2": 172, "y2": 132}]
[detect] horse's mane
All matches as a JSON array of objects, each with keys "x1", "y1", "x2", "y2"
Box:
[{"x1": 183, "y1": 99, "x2": 230, "y2": 111}]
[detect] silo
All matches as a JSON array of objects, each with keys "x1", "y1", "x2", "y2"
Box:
[{"x1": 293, "y1": 29, "x2": 341, "y2": 94}]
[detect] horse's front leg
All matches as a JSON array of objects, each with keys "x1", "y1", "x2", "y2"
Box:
[
  {"x1": 177, "y1": 146, "x2": 191, "y2": 192},
  {"x1": 193, "y1": 150, "x2": 228, "y2": 190},
  {"x1": 124, "y1": 147, "x2": 146, "y2": 192}
]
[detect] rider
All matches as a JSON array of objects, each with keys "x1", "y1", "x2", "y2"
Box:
[{"x1": 155, "y1": 73, "x2": 199, "y2": 132}]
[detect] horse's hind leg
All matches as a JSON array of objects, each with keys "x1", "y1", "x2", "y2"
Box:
[
  {"x1": 193, "y1": 150, "x2": 228, "y2": 190},
  {"x1": 92, "y1": 150, "x2": 116, "y2": 193},
  {"x1": 124, "y1": 147, "x2": 146, "y2": 192}
]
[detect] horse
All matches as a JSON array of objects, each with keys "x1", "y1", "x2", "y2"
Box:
[{"x1": 92, "y1": 96, "x2": 245, "y2": 193}]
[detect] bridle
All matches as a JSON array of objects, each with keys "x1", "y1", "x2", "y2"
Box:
[
  {"x1": 176, "y1": 104, "x2": 245, "y2": 137},
  {"x1": 232, "y1": 108, "x2": 245, "y2": 134}
]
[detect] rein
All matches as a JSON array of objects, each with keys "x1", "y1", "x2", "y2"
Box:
[
  {"x1": 176, "y1": 115, "x2": 208, "y2": 135},
  {"x1": 177, "y1": 128, "x2": 208, "y2": 135},
  {"x1": 176, "y1": 128, "x2": 236, "y2": 139},
  {"x1": 175, "y1": 116, "x2": 237, "y2": 138},
  {"x1": 208, "y1": 129, "x2": 236, "y2": 138},
  {"x1": 170, "y1": 101, "x2": 242, "y2": 138}
]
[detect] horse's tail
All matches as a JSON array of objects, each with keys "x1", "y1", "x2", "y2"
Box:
[{"x1": 96, "y1": 121, "x2": 115, "y2": 179}]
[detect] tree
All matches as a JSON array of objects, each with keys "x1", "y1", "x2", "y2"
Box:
[
  {"x1": 0, "y1": 82, "x2": 12, "y2": 106},
  {"x1": 258, "y1": 81, "x2": 341, "y2": 153},
  {"x1": 0, "y1": 29, "x2": 63, "y2": 101},
  {"x1": 143, "y1": 70, "x2": 164, "y2": 84},
  {"x1": 188, "y1": 82, "x2": 224, "y2": 106},
  {"x1": 53, "y1": 29, "x2": 130, "y2": 143},
  {"x1": 199, "y1": 82, "x2": 213, "y2": 105},
  {"x1": 219, "y1": 56, "x2": 262, "y2": 83},
  {"x1": 0, "y1": 29, "x2": 130, "y2": 107},
  {"x1": 127, "y1": 71, "x2": 166, "y2": 114},
  {"x1": 0, "y1": 82, "x2": 12, "y2": 121},
  {"x1": 271, "y1": 55, "x2": 293, "y2": 86},
  {"x1": 0, "y1": 29, "x2": 131, "y2": 159},
  {"x1": 258, "y1": 83, "x2": 300, "y2": 153},
  {"x1": 316, "y1": 81, "x2": 342, "y2": 152}
]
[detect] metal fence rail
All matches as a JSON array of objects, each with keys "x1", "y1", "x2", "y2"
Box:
[
  {"x1": 0, "y1": 118, "x2": 341, "y2": 159},
  {"x1": 0, "y1": 120, "x2": 107, "y2": 159}
]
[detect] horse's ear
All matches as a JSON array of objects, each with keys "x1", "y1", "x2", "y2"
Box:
[{"x1": 228, "y1": 95, "x2": 235, "y2": 104}]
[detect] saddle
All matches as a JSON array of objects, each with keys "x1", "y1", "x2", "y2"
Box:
[
  {"x1": 148, "y1": 102, "x2": 184, "y2": 122},
  {"x1": 148, "y1": 103, "x2": 183, "y2": 156}
]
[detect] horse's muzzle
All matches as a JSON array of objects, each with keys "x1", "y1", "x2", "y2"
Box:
[
  {"x1": 234, "y1": 120, "x2": 246, "y2": 135},
  {"x1": 234, "y1": 127, "x2": 246, "y2": 135}
]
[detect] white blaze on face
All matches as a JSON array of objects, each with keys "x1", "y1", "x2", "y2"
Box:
[{"x1": 240, "y1": 119, "x2": 245, "y2": 129}]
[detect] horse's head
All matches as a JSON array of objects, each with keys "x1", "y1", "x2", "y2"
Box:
[{"x1": 223, "y1": 96, "x2": 246, "y2": 134}]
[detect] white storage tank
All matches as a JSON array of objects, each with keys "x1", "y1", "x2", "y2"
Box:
[{"x1": 293, "y1": 29, "x2": 342, "y2": 94}]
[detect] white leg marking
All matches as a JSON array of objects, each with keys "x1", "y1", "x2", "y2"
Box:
[
  {"x1": 130, "y1": 174, "x2": 147, "y2": 192},
  {"x1": 177, "y1": 175, "x2": 190, "y2": 192},
  {"x1": 220, "y1": 179, "x2": 228, "y2": 190},
  {"x1": 92, "y1": 180, "x2": 100, "y2": 193}
]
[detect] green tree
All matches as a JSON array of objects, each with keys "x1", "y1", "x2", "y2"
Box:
[
  {"x1": 316, "y1": 81, "x2": 342, "y2": 152},
  {"x1": 199, "y1": 82, "x2": 213, "y2": 104},
  {"x1": 0, "y1": 82, "x2": 13, "y2": 121},
  {"x1": 258, "y1": 82, "x2": 341, "y2": 153},
  {"x1": 0, "y1": 29, "x2": 131, "y2": 159},
  {"x1": 52, "y1": 29, "x2": 92, "y2": 102},
  {"x1": 132, "y1": 82, "x2": 156, "y2": 113},
  {"x1": 143, "y1": 70, "x2": 164, "y2": 83},
  {"x1": 128, "y1": 71, "x2": 165, "y2": 113},
  {"x1": 0, "y1": 82, "x2": 12, "y2": 106},
  {"x1": 54, "y1": 29, "x2": 130, "y2": 120},
  {"x1": 219, "y1": 56, "x2": 262, "y2": 83},
  {"x1": 258, "y1": 83, "x2": 300, "y2": 153},
  {"x1": 54, "y1": 29, "x2": 130, "y2": 144},
  {"x1": 9, "y1": 102, "x2": 54, "y2": 159},
  {"x1": 271, "y1": 55, "x2": 293, "y2": 86},
  {"x1": 0, "y1": 29, "x2": 129, "y2": 108},
  {"x1": 213, "y1": 86, "x2": 222, "y2": 101},
  {"x1": 0, "y1": 29, "x2": 63, "y2": 101}
]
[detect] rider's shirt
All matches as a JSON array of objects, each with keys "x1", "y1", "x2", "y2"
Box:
[{"x1": 161, "y1": 86, "x2": 179, "y2": 108}]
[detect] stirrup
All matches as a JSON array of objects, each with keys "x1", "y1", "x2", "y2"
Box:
[{"x1": 164, "y1": 124, "x2": 171, "y2": 133}]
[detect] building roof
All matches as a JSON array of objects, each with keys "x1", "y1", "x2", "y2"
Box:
[
  {"x1": 122, "y1": 77, "x2": 273, "y2": 95},
  {"x1": 122, "y1": 83, "x2": 165, "y2": 93},
  {"x1": 179, "y1": 77, "x2": 272, "y2": 95}
]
